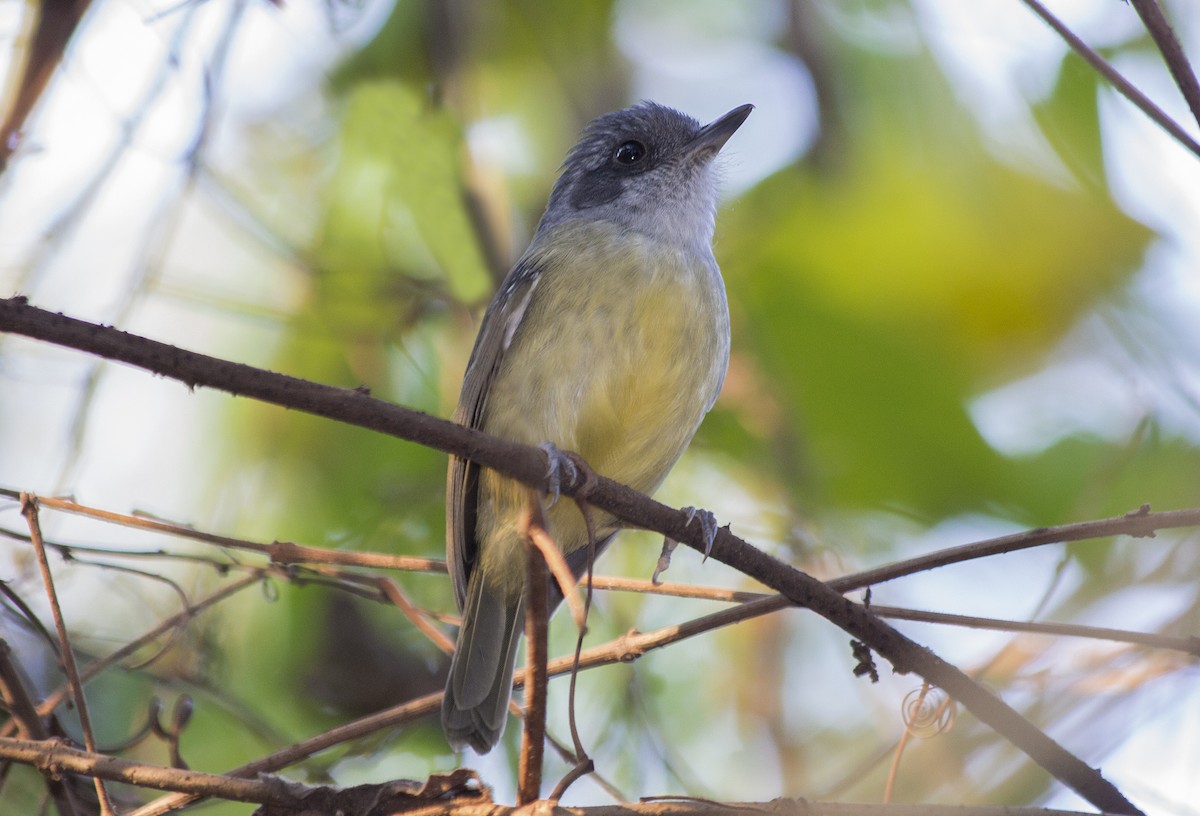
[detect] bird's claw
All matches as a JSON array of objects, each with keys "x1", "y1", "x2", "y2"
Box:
[
  {"x1": 538, "y1": 442, "x2": 578, "y2": 508},
  {"x1": 652, "y1": 537, "x2": 678, "y2": 585},
  {"x1": 682, "y1": 505, "x2": 719, "y2": 562},
  {"x1": 652, "y1": 506, "x2": 719, "y2": 583}
]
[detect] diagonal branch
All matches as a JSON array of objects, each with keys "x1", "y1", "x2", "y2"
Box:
[
  {"x1": 1128, "y1": 0, "x2": 1200, "y2": 130},
  {"x1": 0, "y1": 297, "x2": 1150, "y2": 815},
  {"x1": 589, "y1": 576, "x2": 1200, "y2": 655},
  {"x1": 0, "y1": 640, "x2": 84, "y2": 816},
  {"x1": 1019, "y1": 0, "x2": 1200, "y2": 159},
  {"x1": 22, "y1": 493, "x2": 116, "y2": 815}
]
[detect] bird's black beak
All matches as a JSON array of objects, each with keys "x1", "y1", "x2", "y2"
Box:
[{"x1": 688, "y1": 103, "x2": 754, "y2": 158}]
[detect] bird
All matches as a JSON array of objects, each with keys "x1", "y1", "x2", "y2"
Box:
[{"x1": 442, "y1": 101, "x2": 752, "y2": 754}]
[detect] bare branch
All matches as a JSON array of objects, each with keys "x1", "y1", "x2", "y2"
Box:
[
  {"x1": 1019, "y1": 0, "x2": 1200, "y2": 159},
  {"x1": 14, "y1": 574, "x2": 263, "y2": 736},
  {"x1": 0, "y1": 735, "x2": 442, "y2": 809},
  {"x1": 829, "y1": 506, "x2": 1188, "y2": 590},
  {"x1": 0, "y1": 640, "x2": 84, "y2": 816},
  {"x1": 0, "y1": 735, "x2": 1140, "y2": 816},
  {"x1": 519, "y1": 504, "x2": 552, "y2": 805},
  {"x1": 1129, "y1": 0, "x2": 1200, "y2": 131},
  {"x1": 868, "y1": 604, "x2": 1200, "y2": 655},
  {"x1": 0, "y1": 2, "x2": 93, "y2": 173},
  {"x1": 0, "y1": 488, "x2": 445, "y2": 573},
  {"x1": 22, "y1": 493, "x2": 117, "y2": 814},
  {"x1": 588, "y1": 576, "x2": 1200, "y2": 655},
  {"x1": 374, "y1": 577, "x2": 457, "y2": 654}
]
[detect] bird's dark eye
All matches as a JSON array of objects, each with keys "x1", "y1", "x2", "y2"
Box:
[{"x1": 613, "y1": 140, "x2": 646, "y2": 165}]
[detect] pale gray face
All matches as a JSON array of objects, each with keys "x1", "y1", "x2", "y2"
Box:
[{"x1": 535, "y1": 102, "x2": 752, "y2": 256}]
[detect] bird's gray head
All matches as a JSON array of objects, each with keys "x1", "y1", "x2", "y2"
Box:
[{"x1": 535, "y1": 102, "x2": 753, "y2": 256}]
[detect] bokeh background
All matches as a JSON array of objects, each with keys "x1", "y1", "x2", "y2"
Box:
[{"x1": 2, "y1": 0, "x2": 1199, "y2": 813}]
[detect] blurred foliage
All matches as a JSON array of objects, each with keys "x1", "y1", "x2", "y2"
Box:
[{"x1": 4, "y1": 0, "x2": 1200, "y2": 813}]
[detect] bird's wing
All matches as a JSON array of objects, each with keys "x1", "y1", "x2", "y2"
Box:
[{"x1": 446, "y1": 257, "x2": 543, "y2": 611}]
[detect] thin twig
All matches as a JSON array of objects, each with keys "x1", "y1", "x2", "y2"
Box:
[
  {"x1": 0, "y1": 640, "x2": 83, "y2": 816},
  {"x1": 0, "y1": 736, "x2": 325, "y2": 807},
  {"x1": 829, "y1": 506, "x2": 1172, "y2": 591},
  {"x1": 0, "y1": 574, "x2": 262, "y2": 739},
  {"x1": 553, "y1": 497, "x2": 599, "y2": 800},
  {"x1": 1019, "y1": 0, "x2": 1200, "y2": 159},
  {"x1": 884, "y1": 684, "x2": 926, "y2": 803},
  {"x1": 525, "y1": 512, "x2": 588, "y2": 630},
  {"x1": 0, "y1": 640, "x2": 49, "y2": 740},
  {"x1": 868, "y1": 605, "x2": 1200, "y2": 655},
  {"x1": 518, "y1": 503, "x2": 551, "y2": 805},
  {"x1": 0, "y1": 487, "x2": 445, "y2": 572},
  {"x1": 544, "y1": 728, "x2": 624, "y2": 802},
  {"x1": 588, "y1": 577, "x2": 1200, "y2": 655},
  {"x1": 588, "y1": 575, "x2": 762, "y2": 603},
  {"x1": 0, "y1": 578, "x2": 60, "y2": 656},
  {"x1": 21, "y1": 493, "x2": 117, "y2": 815},
  {"x1": 1128, "y1": 0, "x2": 1200, "y2": 131},
  {"x1": 374, "y1": 577, "x2": 457, "y2": 654}
]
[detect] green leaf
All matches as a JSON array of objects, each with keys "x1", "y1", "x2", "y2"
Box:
[{"x1": 317, "y1": 81, "x2": 491, "y2": 307}]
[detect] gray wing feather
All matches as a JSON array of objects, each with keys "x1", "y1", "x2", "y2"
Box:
[{"x1": 446, "y1": 258, "x2": 543, "y2": 611}]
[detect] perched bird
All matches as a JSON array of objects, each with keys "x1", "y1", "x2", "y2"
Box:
[{"x1": 443, "y1": 101, "x2": 752, "y2": 753}]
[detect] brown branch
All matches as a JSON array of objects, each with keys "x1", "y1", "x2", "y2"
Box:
[
  {"x1": 588, "y1": 577, "x2": 1200, "y2": 655},
  {"x1": 1019, "y1": 0, "x2": 1200, "y2": 159},
  {"x1": 0, "y1": 736, "x2": 438, "y2": 809},
  {"x1": 375, "y1": 577, "x2": 457, "y2": 654},
  {"x1": 0, "y1": 1, "x2": 94, "y2": 173},
  {"x1": 616, "y1": 803, "x2": 1124, "y2": 816},
  {"x1": 0, "y1": 640, "x2": 83, "y2": 816},
  {"x1": 22, "y1": 493, "x2": 116, "y2": 815},
  {"x1": 0, "y1": 488, "x2": 445, "y2": 573},
  {"x1": 0, "y1": 735, "x2": 1136, "y2": 816},
  {"x1": 519, "y1": 505, "x2": 552, "y2": 805},
  {"x1": 589, "y1": 575, "x2": 762, "y2": 603},
  {"x1": 599, "y1": 504, "x2": 1190, "y2": 601},
  {"x1": 553, "y1": 499, "x2": 600, "y2": 800},
  {"x1": 868, "y1": 604, "x2": 1200, "y2": 655},
  {"x1": 527, "y1": 509, "x2": 588, "y2": 630},
  {"x1": 22, "y1": 574, "x2": 262, "y2": 733},
  {"x1": 0, "y1": 299, "x2": 1155, "y2": 815},
  {"x1": 44, "y1": 512, "x2": 1161, "y2": 809},
  {"x1": 1129, "y1": 0, "x2": 1200, "y2": 131},
  {"x1": 828, "y1": 505, "x2": 1179, "y2": 590},
  {"x1": 0, "y1": 640, "x2": 50, "y2": 741}
]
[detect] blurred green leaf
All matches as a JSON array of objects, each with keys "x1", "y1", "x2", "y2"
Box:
[
  {"x1": 720, "y1": 47, "x2": 1154, "y2": 520},
  {"x1": 1033, "y1": 51, "x2": 1106, "y2": 189},
  {"x1": 317, "y1": 81, "x2": 491, "y2": 306}
]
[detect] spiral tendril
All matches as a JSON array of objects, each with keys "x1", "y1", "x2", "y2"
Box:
[{"x1": 902, "y1": 684, "x2": 955, "y2": 738}]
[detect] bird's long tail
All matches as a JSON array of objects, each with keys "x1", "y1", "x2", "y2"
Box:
[{"x1": 441, "y1": 572, "x2": 523, "y2": 754}]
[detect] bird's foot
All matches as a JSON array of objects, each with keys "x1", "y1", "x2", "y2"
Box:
[
  {"x1": 537, "y1": 442, "x2": 596, "y2": 507},
  {"x1": 652, "y1": 506, "x2": 719, "y2": 584},
  {"x1": 651, "y1": 537, "x2": 678, "y2": 585},
  {"x1": 538, "y1": 442, "x2": 576, "y2": 508},
  {"x1": 682, "y1": 505, "x2": 719, "y2": 561}
]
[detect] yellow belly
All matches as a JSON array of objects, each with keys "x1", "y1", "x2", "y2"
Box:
[{"x1": 475, "y1": 220, "x2": 729, "y2": 593}]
